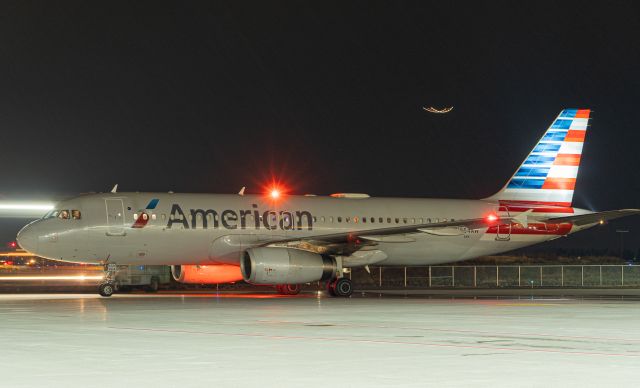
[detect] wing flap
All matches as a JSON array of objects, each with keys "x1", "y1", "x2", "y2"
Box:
[{"x1": 265, "y1": 217, "x2": 504, "y2": 250}]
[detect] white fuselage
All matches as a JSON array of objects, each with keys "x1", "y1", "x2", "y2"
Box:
[{"x1": 16, "y1": 192, "x2": 594, "y2": 267}]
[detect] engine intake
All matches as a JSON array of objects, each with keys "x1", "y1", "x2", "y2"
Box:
[{"x1": 241, "y1": 247, "x2": 336, "y2": 285}]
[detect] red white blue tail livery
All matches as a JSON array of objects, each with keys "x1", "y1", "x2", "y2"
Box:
[{"x1": 488, "y1": 109, "x2": 590, "y2": 207}]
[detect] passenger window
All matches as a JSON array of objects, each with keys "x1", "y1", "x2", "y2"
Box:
[
  {"x1": 133, "y1": 213, "x2": 138, "y2": 220},
  {"x1": 395, "y1": 218, "x2": 399, "y2": 224},
  {"x1": 313, "y1": 216, "x2": 317, "y2": 223},
  {"x1": 418, "y1": 218, "x2": 423, "y2": 224},
  {"x1": 58, "y1": 210, "x2": 70, "y2": 220},
  {"x1": 337, "y1": 217, "x2": 342, "y2": 223},
  {"x1": 142, "y1": 213, "x2": 149, "y2": 221},
  {"x1": 321, "y1": 216, "x2": 325, "y2": 223},
  {"x1": 387, "y1": 217, "x2": 391, "y2": 223},
  {"x1": 151, "y1": 214, "x2": 157, "y2": 221},
  {"x1": 427, "y1": 218, "x2": 431, "y2": 223},
  {"x1": 403, "y1": 218, "x2": 407, "y2": 224},
  {"x1": 362, "y1": 217, "x2": 366, "y2": 223},
  {"x1": 346, "y1": 217, "x2": 351, "y2": 223},
  {"x1": 372, "y1": 217, "x2": 376, "y2": 223},
  {"x1": 329, "y1": 216, "x2": 334, "y2": 223},
  {"x1": 411, "y1": 218, "x2": 415, "y2": 224},
  {"x1": 71, "y1": 210, "x2": 81, "y2": 220}
]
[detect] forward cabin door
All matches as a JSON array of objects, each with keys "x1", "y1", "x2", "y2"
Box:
[{"x1": 105, "y1": 198, "x2": 126, "y2": 236}]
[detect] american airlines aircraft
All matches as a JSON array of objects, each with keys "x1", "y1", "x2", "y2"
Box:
[{"x1": 15, "y1": 109, "x2": 639, "y2": 297}]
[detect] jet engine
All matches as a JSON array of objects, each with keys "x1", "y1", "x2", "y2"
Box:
[
  {"x1": 241, "y1": 247, "x2": 336, "y2": 285},
  {"x1": 171, "y1": 264, "x2": 244, "y2": 284}
]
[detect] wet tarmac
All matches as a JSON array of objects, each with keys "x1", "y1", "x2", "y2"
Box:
[{"x1": 1, "y1": 291, "x2": 639, "y2": 387}]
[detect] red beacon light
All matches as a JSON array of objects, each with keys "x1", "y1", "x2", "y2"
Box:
[
  {"x1": 486, "y1": 214, "x2": 499, "y2": 223},
  {"x1": 270, "y1": 189, "x2": 281, "y2": 199},
  {"x1": 7, "y1": 241, "x2": 17, "y2": 249}
]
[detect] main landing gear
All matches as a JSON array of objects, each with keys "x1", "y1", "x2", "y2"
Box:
[
  {"x1": 276, "y1": 284, "x2": 302, "y2": 295},
  {"x1": 98, "y1": 263, "x2": 118, "y2": 297},
  {"x1": 325, "y1": 257, "x2": 353, "y2": 297},
  {"x1": 327, "y1": 277, "x2": 353, "y2": 297}
]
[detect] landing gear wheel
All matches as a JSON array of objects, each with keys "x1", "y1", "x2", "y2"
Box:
[
  {"x1": 99, "y1": 283, "x2": 115, "y2": 297},
  {"x1": 276, "y1": 284, "x2": 302, "y2": 295},
  {"x1": 145, "y1": 277, "x2": 159, "y2": 293},
  {"x1": 327, "y1": 278, "x2": 353, "y2": 297}
]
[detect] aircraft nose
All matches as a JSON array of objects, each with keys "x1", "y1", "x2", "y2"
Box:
[{"x1": 16, "y1": 224, "x2": 38, "y2": 253}]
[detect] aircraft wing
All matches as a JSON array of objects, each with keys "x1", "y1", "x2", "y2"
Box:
[
  {"x1": 265, "y1": 216, "x2": 505, "y2": 254},
  {"x1": 545, "y1": 209, "x2": 640, "y2": 226}
]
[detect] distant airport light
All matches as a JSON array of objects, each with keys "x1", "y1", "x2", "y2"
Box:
[{"x1": 0, "y1": 203, "x2": 55, "y2": 211}]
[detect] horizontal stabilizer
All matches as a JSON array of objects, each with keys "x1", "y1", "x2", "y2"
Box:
[{"x1": 546, "y1": 209, "x2": 640, "y2": 226}]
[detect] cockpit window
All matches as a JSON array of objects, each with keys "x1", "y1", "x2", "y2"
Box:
[
  {"x1": 58, "y1": 210, "x2": 70, "y2": 220},
  {"x1": 71, "y1": 210, "x2": 81, "y2": 220}
]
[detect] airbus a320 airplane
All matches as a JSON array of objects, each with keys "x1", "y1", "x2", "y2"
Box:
[{"x1": 16, "y1": 109, "x2": 639, "y2": 297}]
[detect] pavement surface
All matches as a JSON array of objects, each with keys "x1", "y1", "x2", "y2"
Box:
[{"x1": 1, "y1": 291, "x2": 639, "y2": 387}]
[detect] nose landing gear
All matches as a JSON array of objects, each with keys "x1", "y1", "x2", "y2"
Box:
[
  {"x1": 98, "y1": 263, "x2": 118, "y2": 297},
  {"x1": 98, "y1": 282, "x2": 115, "y2": 297}
]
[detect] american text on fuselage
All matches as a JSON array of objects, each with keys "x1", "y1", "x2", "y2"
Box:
[{"x1": 166, "y1": 204, "x2": 313, "y2": 231}]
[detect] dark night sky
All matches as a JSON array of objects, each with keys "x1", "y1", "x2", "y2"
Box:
[{"x1": 1, "y1": 1, "x2": 639, "y2": 252}]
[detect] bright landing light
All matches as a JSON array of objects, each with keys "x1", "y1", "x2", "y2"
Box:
[{"x1": 0, "y1": 203, "x2": 55, "y2": 211}]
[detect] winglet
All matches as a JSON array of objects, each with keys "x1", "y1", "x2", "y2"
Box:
[
  {"x1": 238, "y1": 187, "x2": 245, "y2": 196},
  {"x1": 110, "y1": 184, "x2": 118, "y2": 193}
]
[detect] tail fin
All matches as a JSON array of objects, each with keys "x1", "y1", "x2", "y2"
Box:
[{"x1": 487, "y1": 109, "x2": 591, "y2": 207}]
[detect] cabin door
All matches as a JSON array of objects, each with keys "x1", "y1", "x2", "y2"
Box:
[
  {"x1": 105, "y1": 198, "x2": 126, "y2": 236},
  {"x1": 495, "y1": 206, "x2": 511, "y2": 241}
]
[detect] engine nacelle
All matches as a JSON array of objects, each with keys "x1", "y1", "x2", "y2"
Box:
[
  {"x1": 241, "y1": 247, "x2": 336, "y2": 285},
  {"x1": 171, "y1": 264, "x2": 244, "y2": 284}
]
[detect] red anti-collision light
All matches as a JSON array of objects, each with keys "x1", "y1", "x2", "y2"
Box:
[{"x1": 486, "y1": 214, "x2": 498, "y2": 222}]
